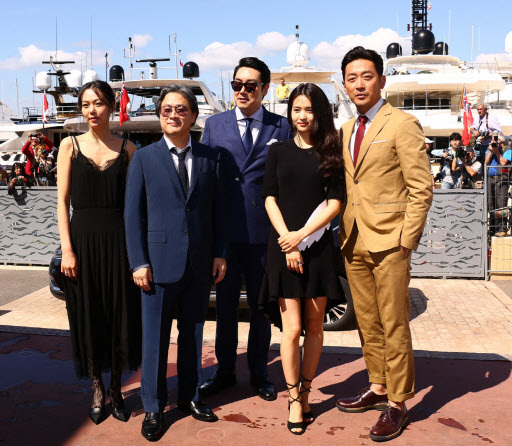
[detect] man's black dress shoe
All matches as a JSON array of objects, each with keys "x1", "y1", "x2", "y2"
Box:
[
  {"x1": 198, "y1": 373, "x2": 236, "y2": 396},
  {"x1": 250, "y1": 375, "x2": 277, "y2": 401},
  {"x1": 141, "y1": 412, "x2": 164, "y2": 442},
  {"x1": 177, "y1": 400, "x2": 218, "y2": 422}
]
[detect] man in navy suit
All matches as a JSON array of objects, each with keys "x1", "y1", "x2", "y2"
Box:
[
  {"x1": 125, "y1": 85, "x2": 228, "y2": 442},
  {"x1": 200, "y1": 57, "x2": 291, "y2": 400}
]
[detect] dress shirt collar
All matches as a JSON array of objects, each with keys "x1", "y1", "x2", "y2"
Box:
[
  {"x1": 235, "y1": 106, "x2": 264, "y2": 123},
  {"x1": 163, "y1": 134, "x2": 192, "y2": 153},
  {"x1": 356, "y1": 98, "x2": 384, "y2": 124}
]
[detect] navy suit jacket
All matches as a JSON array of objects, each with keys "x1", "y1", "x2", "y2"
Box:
[
  {"x1": 124, "y1": 137, "x2": 228, "y2": 284},
  {"x1": 202, "y1": 108, "x2": 291, "y2": 244}
]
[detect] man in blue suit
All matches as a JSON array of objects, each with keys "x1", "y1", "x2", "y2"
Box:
[
  {"x1": 200, "y1": 57, "x2": 291, "y2": 401},
  {"x1": 125, "y1": 85, "x2": 228, "y2": 442}
]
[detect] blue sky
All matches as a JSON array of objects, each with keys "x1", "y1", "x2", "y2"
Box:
[{"x1": 1, "y1": 0, "x2": 511, "y2": 113}]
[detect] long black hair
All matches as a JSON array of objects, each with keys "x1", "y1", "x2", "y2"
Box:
[{"x1": 287, "y1": 83, "x2": 343, "y2": 178}]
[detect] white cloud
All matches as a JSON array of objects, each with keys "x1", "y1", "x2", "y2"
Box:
[
  {"x1": 312, "y1": 28, "x2": 411, "y2": 70},
  {"x1": 0, "y1": 44, "x2": 109, "y2": 71},
  {"x1": 187, "y1": 32, "x2": 294, "y2": 71},
  {"x1": 132, "y1": 34, "x2": 154, "y2": 48},
  {"x1": 475, "y1": 52, "x2": 512, "y2": 65}
]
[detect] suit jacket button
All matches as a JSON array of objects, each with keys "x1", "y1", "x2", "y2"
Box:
[
  {"x1": 354, "y1": 180, "x2": 359, "y2": 184},
  {"x1": 184, "y1": 230, "x2": 189, "y2": 235},
  {"x1": 251, "y1": 201, "x2": 257, "y2": 207},
  {"x1": 185, "y1": 206, "x2": 191, "y2": 212},
  {"x1": 234, "y1": 177, "x2": 240, "y2": 182}
]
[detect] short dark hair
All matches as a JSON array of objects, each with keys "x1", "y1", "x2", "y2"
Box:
[
  {"x1": 341, "y1": 46, "x2": 384, "y2": 78},
  {"x1": 449, "y1": 132, "x2": 462, "y2": 141},
  {"x1": 287, "y1": 83, "x2": 343, "y2": 178},
  {"x1": 233, "y1": 57, "x2": 271, "y2": 85},
  {"x1": 155, "y1": 84, "x2": 199, "y2": 124},
  {"x1": 77, "y1": 80, "x2": 116, "y2": 114}
]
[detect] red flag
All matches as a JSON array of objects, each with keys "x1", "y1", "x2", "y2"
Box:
[
  {"x1": 119, "y1": 82, "x2": 130, "y2": 126},
  {"x1": 180, "y1": 55, "x2": 184, "y2": 67},
  {"x1": 428, "y1": 2, "x2": 432, "y2": 10},
  {"x1": 462, "y1": 87, "x2": 473, "y2": 146},
  {"x1": 42, "y1": 94, "x2": 49, "y2": 123}
]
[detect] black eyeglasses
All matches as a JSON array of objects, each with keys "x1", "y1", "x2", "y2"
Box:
[
  {"x1": 161, "y1": 105, "x2": 189, "y2": 117},
  {"x1": 231, "y1": 81, "x2": 264, "y2": 93}
]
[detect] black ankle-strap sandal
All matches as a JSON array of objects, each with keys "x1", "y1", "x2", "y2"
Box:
[
  {"x1": 300, "y1": 376, "x2": 315, "y2": 425},
  {"x1": 286, "y1": 382, "x2": 304, "y2": 435}
]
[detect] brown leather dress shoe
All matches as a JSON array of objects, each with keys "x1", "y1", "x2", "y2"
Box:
[
  {"x1": 369, "y1": 405, "x2": 409, "y2": 442},
  {"x1": 336, "y1": 386, "x2": 388, "y2": 413}
]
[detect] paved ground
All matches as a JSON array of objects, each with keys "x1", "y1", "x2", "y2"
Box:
[
  {"x1": 1, "y1": 274, "x2": 512, "y2": 445},
  {"x1": 0, "y1": 267, "x2": 47, "y2": 306}
]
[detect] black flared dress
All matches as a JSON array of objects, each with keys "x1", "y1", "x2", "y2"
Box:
[
  {"x1": 258, "y1": 139, "x2": 344, "y2": 329},
  {"x1": 62, "y1": 137, "x2": 141, "y2": 378}
]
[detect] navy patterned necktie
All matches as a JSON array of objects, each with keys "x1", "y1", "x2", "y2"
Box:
[
  {"x1": 171, "y1": 146, "x2": 190, "y2": 197},
  {"x1": 243, "y1": 118, "x2": 254, "y2": 154}
]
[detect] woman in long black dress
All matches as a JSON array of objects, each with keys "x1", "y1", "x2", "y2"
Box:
[
  {"x1": 259, "y1": 83, "x2": 344, "y2": 434},
  {"x1": 57, "y1": 81, "x2": 141, "y2": 424}
]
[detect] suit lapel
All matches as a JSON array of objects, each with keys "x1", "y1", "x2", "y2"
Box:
[
  {"x1": 224, "y1": 109, "x2": 247, "y2": 168},
  {"x1": 343, "y1": 118, "x2": 356, "y2": 178},
  {"x1": 188, "y1": 140, "x2": 203, "y2": 201},
  {"x1": 354, "y1": 102, "x2": 391, "y2": 173},
  {"x1": 241, "y1": 108, "x2": 274, "y2": 173}
]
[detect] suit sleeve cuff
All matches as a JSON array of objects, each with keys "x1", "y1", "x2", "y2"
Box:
[{"x1": 131, "y1": 263, "x2": 150, "y2": 273}]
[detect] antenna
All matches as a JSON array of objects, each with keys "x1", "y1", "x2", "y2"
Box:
[
  {"x1": 124, "y1": 37, "x2": 136, "y2": 80},
  {"x1": 90, "y1": 17, "x2": 93, "y2": 68},
  {"x1": 55, "y1": 17, "x2": 58, "y2": 59},
  {"x1": 295, "y1": 24, "x2": 299, "y2": 42}
]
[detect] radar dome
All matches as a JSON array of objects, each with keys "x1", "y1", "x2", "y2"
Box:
[
  {"x1": 412, "y1": 29, "x2": 435, "y2": 55},
  {"x1": 506, "y1": 31, "x2": 512, "y2": 54},
  {"x1": 386, "y1": 43, "x2": 403, "y2": 59},
  {"x1": 183, "y1": 62, "x2": 200, "y2": 79},
  {"x1": 433, "y1": 42, "x2": 449, "y2": 55},
  {"x1": 36, "y1": 71, "x2": 52, "y2": 90},
  {"x1": 109, "y1": 65, "x2": 125, "y2": 82},
  {"x1": 286, "y1": 41, "x2": 310, "y2": 67},
  {"x1": 83, "y1": 70, "x2": 99, "y2": 84},
  {"x1": 65, "y1": 69, "x2": 82, "y2": 89}
]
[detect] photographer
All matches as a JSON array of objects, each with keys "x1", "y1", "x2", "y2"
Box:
[
  {"x1": 34, "y1": 147, "x2": 56, "y2": 186},
  {"x1": 485, "y1": 134, "x2": 510, "y2": 236},
  {"x1": 21, "y1": 132, "x2": 54, "y2": 176},
  {"x1": 455, "y1": 147, "x2": 483, "y2": 189},
  {"x1": 7, "y1": 162, "x2": 32, "y2": 195},
  {"x1": 470, "y1": 103, "x2": 502, "y2": 162},
  {"x1": 431, "y1": 132, "x2": 464, "y2": 189}
]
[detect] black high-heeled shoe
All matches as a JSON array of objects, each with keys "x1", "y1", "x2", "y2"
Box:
[
  {"x1": 109, "y1": 388, "x2": 128, "y2": 422},
  {"x1": 286, "y1": 382, "x2": 304, "y2": 435},
  {"x1": 89, "y1": 406, "x2": 107, "y2": 425},
  {"x1": 300, "y1": 376, "x2": 315, "y2": 425}
]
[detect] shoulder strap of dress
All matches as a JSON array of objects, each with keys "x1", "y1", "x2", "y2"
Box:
[
  {"x1": 70, "y1": 135, "x2": 80, "y2": 157},
  {"x1": 121, "y1": 137, "x2": 127, "y2": 153}
]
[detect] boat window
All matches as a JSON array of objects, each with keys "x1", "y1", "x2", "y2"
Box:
[{"x1": 1, "y1": 154, "x2": 10, "y2": 161}]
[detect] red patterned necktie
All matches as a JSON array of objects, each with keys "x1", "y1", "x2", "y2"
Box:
[{"x1": 353, "y1": 115, "x2": 368, "y2": 166}]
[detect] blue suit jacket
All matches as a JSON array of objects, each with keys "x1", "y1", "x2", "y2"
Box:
[
  {"x1": 124, "y1": 137, "x2": 228, "y2": 284},
  {"x1": 202, "y1": 108, "x2": 291, "y2": 244}
]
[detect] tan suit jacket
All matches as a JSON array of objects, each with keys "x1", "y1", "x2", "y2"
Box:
[{"x1": 339, "y1": 101, "x2": 433, "y2": 253}]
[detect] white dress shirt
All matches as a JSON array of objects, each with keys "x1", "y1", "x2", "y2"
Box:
[
  {"x1": 235, "y1": 106, "x2": 264, "y2": 146},
  {"x1": 164, "y1": 134, "x2": 193, "y2": 183},
  {"x1": 349, "y1": 98, "x2": 384, "y2": 162}
]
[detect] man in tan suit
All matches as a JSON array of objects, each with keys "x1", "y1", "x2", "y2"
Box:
[{"x1": 335, "y1": 47, "x2": 433, "y2": 442}]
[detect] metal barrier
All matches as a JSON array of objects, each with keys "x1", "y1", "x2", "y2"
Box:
[
  {"x1": 412, "y1": 189, "x2": 486, "y2": 278},
  {"x1": 485, "y1": 164, "x2": 512, "y2": 277},
  {"x1": 0, "y1": 186, "x2": 59, "y2": 265}
]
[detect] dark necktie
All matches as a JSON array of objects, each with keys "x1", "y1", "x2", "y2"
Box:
[
  {"x1": 171, "y1": 146, "x2": 190, "y2": 197},
  {"x1": 353, "y1": 115, "x2": 368, "y2": 166},
  {"x1": 242, "y1": 118, "x2": 254, "y2": 154}
]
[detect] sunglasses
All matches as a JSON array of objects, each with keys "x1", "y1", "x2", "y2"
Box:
[
  {"x1": 161, "y1": 105, "x2": 189, "y2": 117},
  {"x1": 231, "y1": 81, "x2": 264, "y2": 93}
]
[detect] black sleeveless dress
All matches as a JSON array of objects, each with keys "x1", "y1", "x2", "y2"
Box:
[
  {"x1": 258, "y1": 139, "x2": 344, "y2": 330},
  {"x1": 62, "y1": 137, "x2": 142, "y2": 378}
]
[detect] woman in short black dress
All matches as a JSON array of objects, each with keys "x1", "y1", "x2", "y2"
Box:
[
  {"x1": 259, "y1": 83, "x2": 344, "y2": 434},
  {"x1": 57, "y1": 81, "x2": 141, "y2": 424}
]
